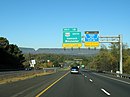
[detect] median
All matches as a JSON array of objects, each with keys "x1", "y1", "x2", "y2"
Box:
[{"x1": 0, "y1": 68, "x2": 58, "y2": 84}]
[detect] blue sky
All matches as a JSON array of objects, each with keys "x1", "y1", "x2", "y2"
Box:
[{"x1": 0, "y1": 0, "x2": 130, "y2": 49}]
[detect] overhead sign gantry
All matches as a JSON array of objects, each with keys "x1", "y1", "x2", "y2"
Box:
[{"x1": 62, "y1": 28, "x2": 123, "y2": 74}]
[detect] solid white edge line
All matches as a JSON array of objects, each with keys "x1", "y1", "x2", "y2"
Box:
[
  {"x1": 93, "y1": 73, "x2": 130, "y2": 85},
  {"x1": 101, "y1": 88, "x2": 111, "y2": 96}
]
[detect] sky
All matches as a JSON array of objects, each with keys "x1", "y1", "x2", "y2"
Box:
[{"x1": 0, "y1": 0, "x2": 130, "y2": 50}]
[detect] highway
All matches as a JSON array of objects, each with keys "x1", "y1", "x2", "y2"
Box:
[{"x1": 0, "y1": 70, "x2": 130, "y2": 97}]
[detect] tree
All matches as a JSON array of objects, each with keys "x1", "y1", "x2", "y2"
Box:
[
  {"x1": 0, "y1": 37, "x2": 9, "y2": 50},
  {"x1": 123, "y1": 56, "x2": 130, "y2": 74},
  {"x1": 86, "y1": 44, "x2": 118, "y2": 72},
  {"x1": 0, "y1": 37, "x2": 25, "y2": 70}
]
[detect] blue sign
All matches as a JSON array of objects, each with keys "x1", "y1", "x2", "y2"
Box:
[{"x1": 85, "y1": 34, "x2": 99, "y2": 42}]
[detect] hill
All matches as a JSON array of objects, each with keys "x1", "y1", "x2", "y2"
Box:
[{"x1": 19, "y1": 47, "x2": 100, "y2": 56}]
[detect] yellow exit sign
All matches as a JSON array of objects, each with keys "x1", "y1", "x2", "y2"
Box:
[
  {"x1": 62, "y1": 43, "x2": 82, "y2": 48},
  {"x1": 84, "y1": 42, "x2": 99, "y2": 47}
]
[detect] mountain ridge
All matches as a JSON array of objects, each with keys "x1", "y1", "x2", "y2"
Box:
[{"x1": 19, "y1": 47, "x2": 100, "y2": 56}]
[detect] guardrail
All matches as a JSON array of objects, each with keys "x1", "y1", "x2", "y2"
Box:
[
  {"x1": 83, "y1": 69, "x2": 130, "y2": 79},
  {"x1": 42, "y1": 67, "x2": 60, "y2": 73},
  {"x1": 103, "y1": 71, "x2": 130, "y2": 79}
]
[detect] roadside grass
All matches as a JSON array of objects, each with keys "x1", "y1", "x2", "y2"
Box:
[{"x1": 0, "y1": 72, "x2": 54, "y2": 85}]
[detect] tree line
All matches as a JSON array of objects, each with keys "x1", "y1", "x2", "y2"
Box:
[
  {"x1": 85, "y1": 43, "x2": 130, "y2": 74},
  {"x1": 23, "y1": 53, "x2": 82, "y2": 69},
  {"x1": 0, "y1": 37, "x2": 25, "y2": 70},
  {"x1": 1, "y1": 36, "x2": 130, "y2": 74}
]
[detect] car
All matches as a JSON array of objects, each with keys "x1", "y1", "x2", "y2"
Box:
[{"x1": 70, "y1": 66, "x2": 79, "y2": 74}]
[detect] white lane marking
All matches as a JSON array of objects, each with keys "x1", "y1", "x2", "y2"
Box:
[
  {"x1": 93, "y1": 73, "x2": 130, "y2": 85},
  {"x1": 89, "y1": 79, "x2": 93, "y2": 82},
  {"x1": 101, "y1": 88, "x2": 111, "y2": 96},
  {"x1": 85, "y1": 76, "x2": 87, "y2": 78}
]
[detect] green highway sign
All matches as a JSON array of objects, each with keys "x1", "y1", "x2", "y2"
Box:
[
  {"x1": 62, "y1": 31, "x2": 82, "y2": 48},
  {"x1": 81, "y1": 65, "x2": 85, "y2": 68},
  {"x1": 63, "y1": 28, "x2": 77, "y2": 32},
  {"x1": 62, "y1": 28, "x2": 82, "y2": 48},
  {"x1": 63, "y1": 32, "x2": 81, "y2": 43}
]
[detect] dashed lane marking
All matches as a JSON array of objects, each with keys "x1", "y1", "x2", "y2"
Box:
[
  {"x1": 101, "y1": 88, "x2": 111, "y2": 96},
  {"x1": 89, "y1": 79, "x2": 93, "y2": 82}
]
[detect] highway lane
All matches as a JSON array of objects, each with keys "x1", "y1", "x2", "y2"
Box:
[
  {"x1": 83, "y1": 70, "x2": 130, "y2": 97},
  {"x1": 37, "y1": 70, "x2": 130, "y2": 97},
  {"x1": 38, "y1": 73, "x2": 106, "y2": 97},
  {"x1": 0, "y1": 71, "x2": 68, "y2": 97},
  {"x1": 0, "y1": 69, "x2": 130, "y2": 97}
]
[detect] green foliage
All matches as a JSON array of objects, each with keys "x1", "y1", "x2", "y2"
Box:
[
  {"x1": 23, "y1": 53, "x2": 86, "y2": 68},
  {"x1": 86, "y1": 43, "x2": 130, "y2": 74},
  {"x1": 123, "y1": 56, "x2": 130, "y2": 74},
  {"x1": 95, "y1": 50, "x2": 117, "y2": 72},
  {"x1": 0, "y1": 37, "x2": 25, "y2": 70},
  {"x1": 0, "y1": 37, "x2": 9, "y2": 48}
]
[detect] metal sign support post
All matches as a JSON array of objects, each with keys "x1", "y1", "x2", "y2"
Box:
[
  {"x1": 119, "y1": 35, "x2": 123, "y2": 74},
  {"x1": 99, "y1": 35, "x2": 123, "y2": 74}
]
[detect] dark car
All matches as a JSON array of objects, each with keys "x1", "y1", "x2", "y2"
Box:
[{"x1": 70, "y1": 66, "x2": 79, "y2": 74}]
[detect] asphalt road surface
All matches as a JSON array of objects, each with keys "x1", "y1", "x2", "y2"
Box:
[{"x1": 0, "y1": 70, "x2": 130, "y2": 97}]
